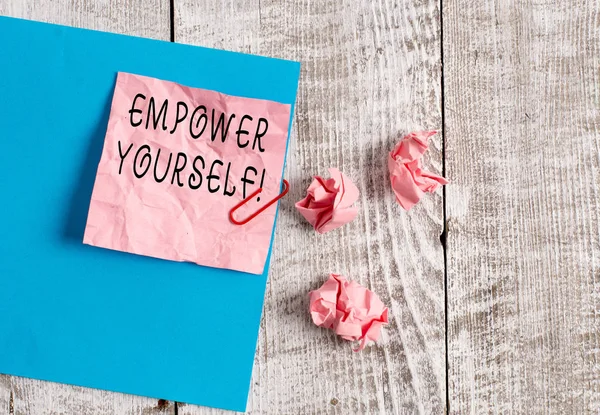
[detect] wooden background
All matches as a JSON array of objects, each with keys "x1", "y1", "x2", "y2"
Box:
[{"x1": 0, "y1": 0, "x2": 598, "y2": 413}]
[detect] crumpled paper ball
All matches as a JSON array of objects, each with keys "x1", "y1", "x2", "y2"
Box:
[
  {"x1": 295, "y1": 168, "x2": 359, "y2": 234},
  {"x1": 388, "y1": 130, "x2": 449, "y2": 210},
  {"x1": 309, "y1": 274, "x2": 389, "y2": 352}
]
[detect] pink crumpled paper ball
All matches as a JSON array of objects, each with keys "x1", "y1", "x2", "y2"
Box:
[
  {"x1": 388, "y1": 130, "x2": 449, "y2": 210},
  {"x1": 309, "y1": 274, "x2": 389, "y2": 352},
  {"x1": 295, "y1": 168, "x2": 359, "y2": 234}
]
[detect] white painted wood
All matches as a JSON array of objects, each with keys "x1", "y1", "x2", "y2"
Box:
[
  {"x1": 0, "y1": 377, "x2": 10, "y2": 415},
  {"x1": 5, "y1": 377, "x2": 174, "y2": 415},
  {"x1": 444, "y1": 0, "x2": 600, "y2": 413},
  {"x1": 0, "y1": 0, "x2": 169, "y2": 40},
  {"x1": 0, "y1": 1, "x2": 174, "y2": 414},
  {"x1": 175, "y1": 0, "x2": 446, "y2": 414}
]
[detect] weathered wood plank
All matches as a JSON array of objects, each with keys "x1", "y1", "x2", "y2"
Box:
[
  {"x1": 5, "y1": 377, "x2": 174, "y2": 415},
  {"x1": 445, "y1": 0, "x2": 600, "y2": 413},
  {"x1": 0, "y1": 1, "x2": 174, "y2": 414},
  {"x1": 175, "y1": 0, "x2": 445, "y2": 413},
  {"x1": 0, "y1": 0, "x2": 169, "y2": 40}
]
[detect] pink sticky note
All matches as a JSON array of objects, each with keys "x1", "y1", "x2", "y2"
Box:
[{"x1": 84, "y1": 72, "x2": 291, "y2": 274}]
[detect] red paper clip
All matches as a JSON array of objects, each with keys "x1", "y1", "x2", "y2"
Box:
[{"x1": 229, "y1": 179, "x2": 290, "y2": 225}]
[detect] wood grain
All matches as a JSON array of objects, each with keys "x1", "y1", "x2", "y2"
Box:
[
  {"x1": 0, "y1": 1, "x2": 174, "y2": 414},
  {"x1": 3, "y1": 0, "x2": 600, "y2": 412},
  {"x1": 175, "y1": 0, "x2": 446, "y2": 413},
  {"x1": 444, "y1": 0, "x2": 600, "y2": 413}
]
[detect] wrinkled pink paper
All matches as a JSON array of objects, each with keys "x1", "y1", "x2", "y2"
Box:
[
  {"x1": 309, "y1": 274, "x2": 389, "y2": 352},
  {"x1": 388, "y1": 130, "x2": 448, "y2": 210},
  {"x1": 295, "y1": 168, "x2": 359, "y2": 234},
  {"x1": 84, "y1": 72, "x2": 291, "y2": 274}
]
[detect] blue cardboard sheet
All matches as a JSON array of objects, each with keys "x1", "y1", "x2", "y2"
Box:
[{"x1": 0, "y1": 16, "x2": 300, "y2": 412}]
